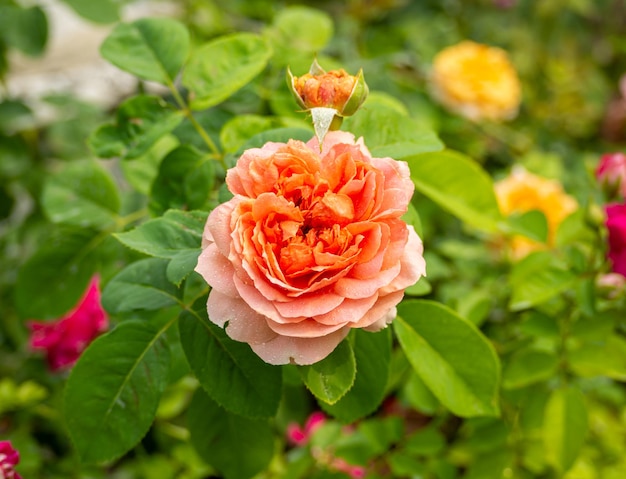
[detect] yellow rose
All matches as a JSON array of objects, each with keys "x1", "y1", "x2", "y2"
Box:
[
  {"x1": 431, "y1": 41, "x2": 522, "y2": 121},
  {"x1": 495, "y1": 167, "x2": 577, "y2": 259}
]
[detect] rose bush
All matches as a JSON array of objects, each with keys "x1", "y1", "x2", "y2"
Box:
[
  {"x1": 195, "y1": 131, "x2": 425, "y2": 365},
  {"x1": 28, "y1": 276, "x2": 108, "y2": 371}
]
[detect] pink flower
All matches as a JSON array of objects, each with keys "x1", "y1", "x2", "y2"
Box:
[
  {"x1": 0, "y1": 441, "x2": 22, "y2": 479},
  {"x1": 605, "y1": 204, "x2": 626, "y2": 277},
  {"x1": 330, "y1": 458, "x2": 366, "y2": 478},
  {"x1": 195, "y1": 131, "x2": 426, "y2": 365},
  {"x1": 287, "y1": 411, "x2": 327, "y2": 446},
  {"x1": 28, "y1": 276, "x2": 109, "y2": 371},
  {"x1": 596, "y1": 272, "x2": 626, "y2": 298},
  {"x1": 596, "y1": 152, "x2": 626, "y2": 199}
]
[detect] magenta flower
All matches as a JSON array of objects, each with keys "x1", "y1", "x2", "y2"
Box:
[
  {"x1": 0, "y1": 441, "x2": 22, "y2": 479},
  {"x1": 286, "y1": 411, "x2": 327, "y2": 446},
  {"x1": 605, "y1": 204, "x2": 626, "y2": 277},
  {"x1": 28, "y1": 276, "x2": 109, "y2": 371},
  {"x1": 596, "y1": 152, "x2": 626, "y2": 200}
]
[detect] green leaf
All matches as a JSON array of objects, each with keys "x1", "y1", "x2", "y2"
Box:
[
  {"x1": 188, "y1": 389, "x2": 274, "y2": 479},
  {"x1": 402, "y1": 372, "x2": 439, "y2": 415},
  {"x1": 89, "y1": 96, "x2": 184, "y2": 160},
  {"x1": 60, "y1": 0, "x2": 119, "y2": 24},
  {"x1": 569, "y1": 311, "x2": 616, "y2": 341},
  {"x1": 508, "y1": 251, "x2": 577, "y2": 311},
  {"x1": 183, "y1": 33, "x2": 272, "y2": 110},
  {"x1": 406, "y1": 150, "x2": 502, "y2": 232},
  {"x1": 149, "y1": 146, "x2": 214, "y2": 215},
  {"x1": 569, "y1": 335, "x2": 626, "y2": 380},
  {"x1": 543, "y1": 386, "x2": 588, "y2": 473},
  {"x1": 519, "y1": 311, "x2": 560, "y2": 339},
  {"x1": 0, "y1": 5, "x2": 47, "y2": 56},
  {"x1": 179, "y1": 301, "x2": 282, "y2": 418},
  {"x1": 266, "y1": 6, "x2": 333, "y2": 66},
  {"x1": 115, "y1": 209, "x2": 207, "y2": 258},
  {"x1": 102, "y1": 258, "x2": 182, "y2": 314},
  {"x1": 120, "y1": 134, "x2": 179, "y2": 195},
  {"x1": 0, "y1": 99, "x2": 33, "y2": 133},
  {"x1": 502, "y1": 349, "x2": 559, "y2": 389},
  {"x1": 405, "y1": 425, "x2": 445, "y2": 455},
  {"x1": 65, "y1": 320, "x2": 171, "y2": 463},
  {"x1": 465, "y1": 449, "x2": 514, "y2": 479},
  {"x1": 167, "y1": 250, "x2": 201, "y2": 286},
  {"x1": 298, "y1": 339, "x2": 356, "y2": 405},
  {"x1": 343, "y1": 103, "x2": 443, "y2": 159},
  {"x1": 15, "y1": 228, "x2": 106, "y2": 319},
  {"x1": 100, "y1": 17, "x2": 189, "y2": 83},
  {"x1": 87, "y1": 124, "x2": 125, "y2": 158},
  {"x1": 320, "y1": 328, "x2": 391, "y2": 422},
  {"x1": 394, "y1": 300, "x2": 500, "y2": 417},
  {"x1": 41, "y1": 160, "x2": 121, "y2": 229},
  {"x1": 219, "y1": 115, "x2": 278, "y2": 154},
  {"x1": 503, "y1": 209, "x2": 549, "y2": 243}
]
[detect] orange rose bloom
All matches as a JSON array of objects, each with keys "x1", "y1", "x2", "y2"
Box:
[
  {"x1": 195, "y1": 131, "x2": 425, "y2": 365},
  {"x1": 431, "y1": 41, "x2": 521, "y2": 121},
  {"x1": 495, "y1": 168, "x2": 578, "y2": 259}
]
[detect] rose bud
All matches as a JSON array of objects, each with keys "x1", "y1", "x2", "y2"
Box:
[
  {"x1": 596, "y1": 152, "x2": 626, "y2": 201},
  {"x1": 287, "y1": 59, "x2": 368, "y2": 144}
]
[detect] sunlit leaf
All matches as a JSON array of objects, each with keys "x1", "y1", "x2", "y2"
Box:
[
  {"x1": 543, "y1": 386, "x2": 588, "y2": 473},
  {"x1": 100, "y1": 17, "x2": 189, "y2": 83},
  {"x1": 508, "y1": 251, "x2": 577, "y2": 311},
  {"x1": 183, "y1": 33, "x2": 272, "y2": 110},
  {"x1": 320, "y1": 328, "x2": 391, "y2": 422},
  {"x1": 502, "y1": 349, "x2": 559, "y2": 389},
  {"x1": 343, "y1": 103, "x2": 443, "y2": 158},
  {"x1": 298, "y1": 339, "x2": 356, "y2": 405},
  {"x1": 395, "y1": 300, "x2": 500, "y2": 417},
  {"x1": 406, "y1": 150, "x2": 502, "y2": 232}
]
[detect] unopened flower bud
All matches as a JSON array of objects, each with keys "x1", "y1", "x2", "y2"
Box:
[
  {"x1": 596, "y1": 152, "x2": 626, "y2": 200},
  {"x1": 287, "y1": 59, "x2": 368, "y2": 144},
  {"x1": 596, "y1": 272, "x2": 626, "y2": 299}
]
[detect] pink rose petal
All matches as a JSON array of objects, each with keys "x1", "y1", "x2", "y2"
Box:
[{"x1": 196, "y1": 132, "x2": 425, "y2": 365}]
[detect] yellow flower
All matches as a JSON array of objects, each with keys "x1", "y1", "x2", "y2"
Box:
[
  {"x1": 495, "y1": 167, "x2": 577, "y2": 259},
  {"x1": 431, "y1": 41, "x2": 522, "y2": 121}
]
